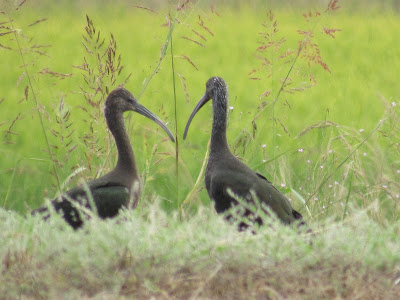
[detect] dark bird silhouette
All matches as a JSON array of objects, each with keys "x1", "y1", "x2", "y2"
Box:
[
  {"x1": 32, "y1": 88, "x2": 175, "y2": 229},
  {"x1": 183, "y1": 77, "x2": 303, "y2": 230}
]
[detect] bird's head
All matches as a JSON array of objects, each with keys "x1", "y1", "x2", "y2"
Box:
[
  {"x1": 183, "y1": 76, "x2": 228, "y2": 139},
  {"x1": 105, "y1": 87, "x2": 175, "y2": 142}
]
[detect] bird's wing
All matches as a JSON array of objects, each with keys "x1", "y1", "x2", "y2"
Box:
[
  {"x1": 255, "y1": 172, "x2": 303, "y2": 221},
  {"x1": 209, "y1": 168, "x2": 297, "y2": 223},
  {"x1": 32, "y1": 180, "x2": 130, "y2": 229},
  {"x1": 63, "y1": 181, "x2": 130, "y2": 218},
  {"x1": 90, "y1": 186, "x2": 130, "y2": 218}
]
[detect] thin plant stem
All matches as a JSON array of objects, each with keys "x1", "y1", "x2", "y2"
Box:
[
  {"x1": 169, "y1": 11, "x2": 180, "y2": 204},
  {"x1": 180, "y1": 140, "x2": 210, "y2": 211},
  {"x1": 9, "y1": 17, "x2": 61, "y2": 191},
  {"x1": 343, "y1": 172, "x2": 352, "y2": 220}
]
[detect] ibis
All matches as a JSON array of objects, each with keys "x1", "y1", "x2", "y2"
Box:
[
  {"x1": 183, "y1": 77, "x2": 303, "y2": 230},
  {"x1": 32, "y1": 87, "x2": 174, "y2": 229}
]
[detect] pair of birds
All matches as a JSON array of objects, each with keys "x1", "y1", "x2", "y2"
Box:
[{"x1": 32, "y1": 77, "x2": 303, "y2": 230}]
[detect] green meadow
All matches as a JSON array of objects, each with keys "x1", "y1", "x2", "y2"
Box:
[{"x1": 1, "y1": 0, "x2": 400, "y2": 298}]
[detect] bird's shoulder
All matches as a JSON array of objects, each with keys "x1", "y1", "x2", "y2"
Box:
[
  {"x1": 65, "y1": 174, "x2": 129, "y2": 200},
  {"x1": 209, "y1": 160, "x2": 288, "y2": 199},
  {"x1": 208, "y1": 161, "x2": 260, "y2": 195}
]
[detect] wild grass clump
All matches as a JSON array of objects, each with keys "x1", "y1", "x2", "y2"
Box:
[{"x1": 1, "y1": 202, "x2": 400, "y2": 298}]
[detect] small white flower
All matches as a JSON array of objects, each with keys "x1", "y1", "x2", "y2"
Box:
[
  {"x1": 392, "y1": 102, "x2": 397, "y2": 107},
  {"x1": 320, "y1": 165, "x2": 324, "y2": 169},
  {"x1": 262, "y1": 144, "x2": 267, "y2": 148},
  {"x1": 314, "y1": 197, "x2": 318, "y2": 201},
  {"x1": 281, "y1": 183, "x2": 286, "y2": 187},
  {"x1": 329, "y1": 184, "x2": 333, "y2": 188},
  {"x1": 229, "y1": 106, "x2": 234, "y2": 110},
  {"x1": 359, "y1": 128, "x2": 364, "y2": 132},
  {"x1": 328, "y1": 149, "x2": 333, "y2": 154},
  {"x1": 262, "y1": 159, "x2": 266, "y2": 163},
  {"x1": 363, "y1": 152, "x2": 367, "y2": 156},
  {"x1": 334, "y1": 181, "x2": 339, "y2": 185},
  {"x1": 383, "y1": 185, "x2": 387, "y2": 188},
  {"x1": 307, "y1": 159, "x2": 311, "y2": 163},
  {"x1": 298, "y1": 148, "x2": 304, "y2": 153}
]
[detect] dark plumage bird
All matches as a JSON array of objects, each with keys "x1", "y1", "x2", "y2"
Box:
[
  {"x1": 32, "y1": 88, "x2": 174, "y2": 229},
  {"x1": 183, "y1": 77, "x2": 303, "y2": 230}
]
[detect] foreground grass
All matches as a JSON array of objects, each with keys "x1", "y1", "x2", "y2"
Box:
[{"x1": 1, "y1": 202, "x2": 400, "y2": 299}]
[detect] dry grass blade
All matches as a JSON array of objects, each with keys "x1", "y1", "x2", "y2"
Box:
[
  {"x1": 15, "y1": 0, "x2": 27, "y2": 10},
  {"x1": 28, "y1": 18, "x2": 48, "y2": 27},
  {"x1": 132, "y1": 5, "x2": 158, "y2": 14},
  {"x1": 0, "y1": 43, "x2": 12, "y2": 49},
  {"x1": 182, "y1": 36, "x2": 206, "y2": 47},
  {"x1": 39, "y1": 68, "x2": 72, "y2": 79},
  {"x1": 198, "y1": 15, "x2": 214, "y2": 36},
  {"x1": 178, "y1": 73, "x2": 190, "y2": 103},
  {"x1": 177, "y1": 55, "x2": 198, "y2": 70},
  {"x1": 296, "y1": 120, "x2": 339, "y2": 138}
]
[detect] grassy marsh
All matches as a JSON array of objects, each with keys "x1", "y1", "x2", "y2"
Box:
[{"x1": 1, "y1": 0, "x2": 400, "y2": 298}]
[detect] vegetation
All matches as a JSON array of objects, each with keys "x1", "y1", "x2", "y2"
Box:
[{"x1": 1, "y1": 0, "x2": 400, "y2": 298}]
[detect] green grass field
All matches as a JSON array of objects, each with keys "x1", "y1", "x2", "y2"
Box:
[{"x1": 1, "y1": 0, "x2": 400, "y2": 298}]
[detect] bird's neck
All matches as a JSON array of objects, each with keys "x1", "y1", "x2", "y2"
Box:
[
  {"x1": 105, "y1": 110, "x2": 137, "y2": 175},
  {"x1": 210, "y1": 92, "x2": 230, "y2": 157}
]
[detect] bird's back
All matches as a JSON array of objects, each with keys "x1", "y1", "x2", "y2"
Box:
[{"x1": 205, "y1": 154, "x2": 301, "y2": 226}]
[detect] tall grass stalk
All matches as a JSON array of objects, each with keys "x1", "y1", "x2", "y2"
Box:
[
  {"x1": 180, "y1": 140, "x2": 210, "y2": 212},
  {"x1": 169, "y1": 11, "x2": 180, "y2": 203},
  {"x1": 8, "y1": 16, "x2": 61, "y2": 190}
]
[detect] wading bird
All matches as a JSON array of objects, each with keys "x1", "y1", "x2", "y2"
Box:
[
  {"x1": 32, "y1": 88, "x2": 175, "y2": 229},
  {"x1": 183, "y1": 77, "x2": 303, "y2": 230}
]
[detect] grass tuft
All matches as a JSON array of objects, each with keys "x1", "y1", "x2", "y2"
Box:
[{"x1": 1, "y1": 202, "x2": 400, "y2": 298}]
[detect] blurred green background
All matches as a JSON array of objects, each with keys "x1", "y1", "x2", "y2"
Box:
[{"x1": 1, "y1": 0, "x2": 399, "y2": 223}]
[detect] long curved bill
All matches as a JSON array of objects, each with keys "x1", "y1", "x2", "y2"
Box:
[
  {"x1": 134, "y1": 102, "x2": 175, "y2": 142},
  {"x1": 183, "y1": 94, "x2": 210, "y2": 140}
]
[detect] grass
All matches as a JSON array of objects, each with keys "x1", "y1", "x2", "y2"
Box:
[
  {"x1": 1, "y1": 0, "x2": 400, "y2": 298},
  {"x1": 1, "y1": 203, "x2": 400, "y2": 298}
]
